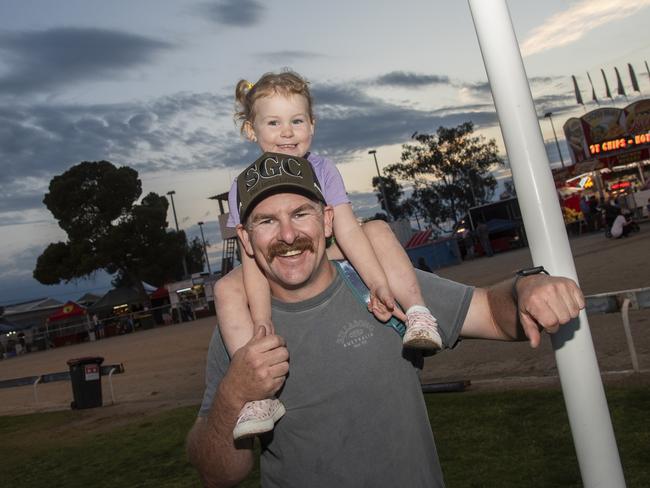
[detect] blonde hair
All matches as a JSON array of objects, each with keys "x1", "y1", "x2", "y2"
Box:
[{"x1": 234, "y1": 70, "x2": 314, "y2": 134}]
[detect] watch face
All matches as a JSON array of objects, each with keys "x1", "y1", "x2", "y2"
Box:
[{"x1": 518, "y1": 266, "x2": 547, "y2": 276}]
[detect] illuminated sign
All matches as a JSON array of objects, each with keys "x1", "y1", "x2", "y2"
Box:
[
  {"x1": 610, "y1": 181, "x2": 631, "y2": 190},
  {"x1": 589, "y1": 132, "x2": 650, "y2": 155},
  {"x1": 578, "y1": 176, "x2": 593, "y2": 188},
  {"x1": 563, "y1": 100, "x2": 650, "y2": 171}
]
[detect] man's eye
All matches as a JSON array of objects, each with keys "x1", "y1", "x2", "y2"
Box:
[{"x1": 258, "y1": 219, "x2": 274, "y2": 225}]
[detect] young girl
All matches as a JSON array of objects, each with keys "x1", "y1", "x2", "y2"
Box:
[{"x1": 217, "y1": 70, "x2": 442, "y2": 440}]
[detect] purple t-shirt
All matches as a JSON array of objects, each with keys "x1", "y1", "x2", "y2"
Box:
[{"x1": 226, "y1": 153, "x2": 350, "y2": 227}]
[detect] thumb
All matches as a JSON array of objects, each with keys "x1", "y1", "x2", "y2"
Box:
[
  {"x1": 392, "y1": 307, "x2": 407, "y2": 323},
  {"x1": 520, "y1": 312, "x2": 541, "y2": 348},
  {"x1": 255, "y1": 324, "x2": 268, "y2": 338},
  {"x1": 376, "y1": 287, "x2": 395, "y2": 311}
]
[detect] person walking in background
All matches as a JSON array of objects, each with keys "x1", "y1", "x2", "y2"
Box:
[
  {"x1": 588, "y1": 196, "x2": 601, "y2": 231},
  {"x1": 579, "y1": 196, "x2": 592, "y2": 231},
  {"x1": 604, "y1": 198, "x2": 620, "y2": 237},
  {"x1": 463, "y1": 229, "x2": 475, "y2": 259},
  {"x1": 477, "y1": 222, "x2": 493, "y2": 257},
  {"x1": 92, "y1": 313, "x2": 104, "y2": 339}
]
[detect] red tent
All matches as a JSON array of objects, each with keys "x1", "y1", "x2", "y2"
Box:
[
  {"x1": 48, "y1": 301, "x2": 87, "y2": 322},
  {"x1": 150, "y1": 286, "x2": 169, "y2": 300}
]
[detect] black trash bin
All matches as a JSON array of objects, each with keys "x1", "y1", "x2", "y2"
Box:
[{"x1": 67, "y1": 356, "x2": 104, "y2": 409}]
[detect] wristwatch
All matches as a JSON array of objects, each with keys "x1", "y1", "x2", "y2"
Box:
[{"x1": 512, "y1": 266, "x2": 549, "y2": 303}]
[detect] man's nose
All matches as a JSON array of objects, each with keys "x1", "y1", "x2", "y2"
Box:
[{"x1": 277, "y1": 217, "x2": 297, "y2": 243}]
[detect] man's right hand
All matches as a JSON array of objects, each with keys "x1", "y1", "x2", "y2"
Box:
[{"x1": 227, "y1": 325, "x2": 289, "y2": 404}]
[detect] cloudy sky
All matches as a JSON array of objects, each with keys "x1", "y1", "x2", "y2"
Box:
[{"x1": 1, "y1": 0, "x2": 649, "y2": 305}]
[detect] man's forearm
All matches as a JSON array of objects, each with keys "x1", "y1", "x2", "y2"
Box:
[
  {"x1": 479, "y1": 272, "x2": 584, "y2": 348},
  {"x1": 187, "y1": 380, "x2": 254, "y2": 487},
  {"x1": 485, "y1": 279, "x2": 527, "y2": 341}
]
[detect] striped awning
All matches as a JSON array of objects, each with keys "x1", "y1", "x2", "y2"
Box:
[{"x1": 404, "y1": 229, "x2": 433, "y2": 249}]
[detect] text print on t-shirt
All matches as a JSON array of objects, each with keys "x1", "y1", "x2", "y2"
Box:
[{"x1": 336, "y1": 320, "x2": 375, "y2": 348}]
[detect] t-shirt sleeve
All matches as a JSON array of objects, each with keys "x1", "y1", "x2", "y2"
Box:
[
  {"x1": 311, "y1": 155, "x2": 350, "y2": 207},
  {"x1": 198, "y1": 326, "x2": 231, "y2": 417},
  {"x1": 226, "y1": 178, "x2": 240, "y2": 228},
  {"x1": 416, "y1": 269, "x2": 473, "y2": 349}
]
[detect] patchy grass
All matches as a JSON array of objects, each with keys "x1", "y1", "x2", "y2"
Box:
[
  {"x1": 430, "y1": 387, "x2": 649, "y2": 487},
  {"x1": 0, "y1": 386, "x2": 647, "y2": 487}
]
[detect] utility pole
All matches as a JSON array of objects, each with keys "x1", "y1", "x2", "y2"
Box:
[
  {"x1": 167, "y1": 190, "x2": 189, "y2": 278},
  {"x1": 197, "y1": 221, "x2": 212, "y2": 274},
  {"x1": 368, "y1": 150, "x2": 393, "y2": 221}
]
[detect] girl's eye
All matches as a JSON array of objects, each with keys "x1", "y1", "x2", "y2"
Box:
[
  {"x1": 268, "y1": 120, "x2": 279, "y2": 127},
  {"x1": 292, "y1": 118, "x2": 304, "y2": 125}
]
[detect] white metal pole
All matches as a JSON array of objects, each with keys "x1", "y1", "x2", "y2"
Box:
[{"x1": 467, "y1": 1, "x2": 626, "y2": 487}]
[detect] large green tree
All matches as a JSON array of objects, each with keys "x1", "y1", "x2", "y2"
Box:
[
  {"x1": 34, "y1": 161, "x2": 203, "y2": 298},
  {"x1": 386, "y1": 121, "x2": 503, "y2": 229}
]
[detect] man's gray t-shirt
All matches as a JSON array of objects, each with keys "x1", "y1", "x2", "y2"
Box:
[{"x1": 199, "y1": 266, "x2": 473, "y2": 487}]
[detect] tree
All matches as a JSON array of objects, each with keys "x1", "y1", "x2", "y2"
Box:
[
  {"x1": 371, "y1": 174, "x2": 404, "y2": 220},
  {"x1": 34, "y1": 161, "x2": 201, "y2": 300},
  {"x1": 186, "y1": 236, "x2": 208, "y2": 275},
  {"x1": 386, "y1": 122, "x2": 503, "y2": 229}
]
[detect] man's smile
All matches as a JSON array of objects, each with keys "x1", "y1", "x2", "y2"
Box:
[
  {"x1": 267, "y1": 236, "x2": 315, "y2": 262},
  {"x1": 278, "y1": 249, "x2": 302, "y2": 257}
]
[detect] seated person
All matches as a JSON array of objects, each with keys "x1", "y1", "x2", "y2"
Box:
[{"x1": 610, "y1": 210, "x2": 633, "y2": 239}]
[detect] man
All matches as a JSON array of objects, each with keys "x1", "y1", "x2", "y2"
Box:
[
  {"x1": 610, "y1": 209, "x2": 634, "y2": 239},
  {"x1": 187, "y1": 153, "x2": 584, "y2": 487},
  {"x1": 476, "y1": 221, "x2": 493, "y2": 257}
]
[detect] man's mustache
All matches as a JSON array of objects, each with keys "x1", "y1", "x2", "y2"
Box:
[{"x1": 267, "y1": 236, "x2": 315, "y2": 261}]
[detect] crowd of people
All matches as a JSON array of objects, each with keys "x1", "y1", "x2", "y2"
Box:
[{"x1": 577, "y1": 193, "x2": 644, "y2": 239}]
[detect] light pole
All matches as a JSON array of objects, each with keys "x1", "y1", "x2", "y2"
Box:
[
  {"x1": 197, "y1": 221, "x2": 212, "y2": 274},
  {"x1": 166, "y1": 190, "x2": 189, "y2": 278},
  {"x1": 368, "y1": 150, "x2": 392, "y2": 221},
  {"x1": 544, "y1": 112, "x2": 566, "y2": 169}
]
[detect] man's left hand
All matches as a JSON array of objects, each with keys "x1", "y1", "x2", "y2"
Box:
[{"x1": 516, "y1": 274, "x2": 585, "y2": 348}]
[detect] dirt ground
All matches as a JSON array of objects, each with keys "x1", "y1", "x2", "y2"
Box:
[{"x1": 1, "y1": 227, "x2": 648, "y2": 421}]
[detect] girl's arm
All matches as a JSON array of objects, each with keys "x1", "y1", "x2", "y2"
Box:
[
  {"x1": 214, "y1": 265, "x2": 255, "y2": 356},
  {"x1": 331, "y1": 204, "x2": 403, "y2": 321},
  {"x1": 214, "y1": 242, "x2": 272, "y2": 358},
  {"x1": 240, "y1": 241, "x2": 274, "y2": 332}
]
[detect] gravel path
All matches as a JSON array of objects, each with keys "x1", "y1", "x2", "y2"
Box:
[{"x1": 1, "y1": 227, "x2": 648, "y2": 420}]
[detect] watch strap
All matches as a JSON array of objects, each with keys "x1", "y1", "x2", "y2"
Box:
[{"x1": 512, "y1": 266, "x2": 549, "y2": 303}]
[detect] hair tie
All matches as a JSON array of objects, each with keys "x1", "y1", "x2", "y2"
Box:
[{"x1": 245, "y1": 81, "x2": 254, "y2": 91}]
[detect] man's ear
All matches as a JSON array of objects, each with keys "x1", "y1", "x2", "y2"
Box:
[
  {"x1": 243, "y1": 121, "x2": 257, "y2": 142},
  {"x1": 236, "y1": 224, "x2": 255, "y2": 257},
  {"x1": 323, "y1": 205, "x2": 334, "y2": 238}
]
